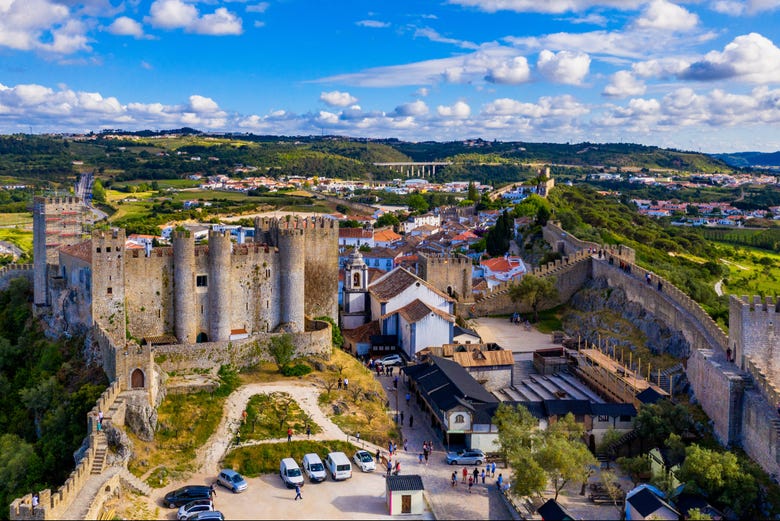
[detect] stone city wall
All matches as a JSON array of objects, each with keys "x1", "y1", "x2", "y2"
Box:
[
  {"x1": 741, "y1": 388, "x2": 780, "y2": 478},
  {"x1": 154, "y1": 320, "x2": 332, "y2": 373},
  {"x1": 686, "y1": 349, "x2": 744, "y2": 444},
  {"x1": 0, "y1": 263, "x2": 33, "y2": 290},
  {"x1": 9, "y1": 380, "x2": 123, "y2": 521}
]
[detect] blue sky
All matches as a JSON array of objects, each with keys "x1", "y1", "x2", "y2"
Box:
[{"x1": 1, "y1": 0, "x2": 780, "y2": 152}]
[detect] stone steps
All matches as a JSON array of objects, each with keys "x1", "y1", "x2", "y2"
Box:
[
  {"x1": 118, "y1": 468, "x2": 152, "y2": 497},
  {"x1": 90, "y1": 432, "x2": 107, "y2": 475}
]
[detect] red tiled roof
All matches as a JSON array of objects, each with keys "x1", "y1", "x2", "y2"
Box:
[
  {"x1": 369, "y1": 267, "x2": 453, "y2": 303},
  {"x1": 59, "y1": 240, "x2": 93, "y2": 264},
  {"x1": 481, "y1": 257, "x2": 513, "y2": 272},
  {"x1": 384, "y1": 298, "x2": 455, "y2": 324},
  {"x1": 343, "y1": 320, "x2": 380, "y2": 344},
  {"x1": 339, "y1": 228, "x2": 374, "y2": 239},
  {"x1": 374, "y1": 228, "x2": 402, "y2": 243}
]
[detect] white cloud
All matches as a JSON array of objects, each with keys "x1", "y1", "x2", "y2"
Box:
[
  {"x1": 107, "y1": 17, "x2": 145, "y2": 38},
  {"x1": 437, "y1": 101, "x2": 471, "y2": 118},
  {"x1": 710, "y1": 0, "x2": 745, "y2": 15},
  {"x1": 0, "y1": 0, "x2": 93, "y2": 54},
  {"x1": 253, "y1": 20, "x2": 265, "y2": 28},
  {"x1": 146, "y1": 0, "x2": 243, "y2": 35},
  {"x1": 414, "y1": 27, "x2": 479, "y2": 49},
  {"x1": 245, "y1": 2, "x2": 270, "y2": 13},
  {"x1": 356, "y1": 20, "x2": 390, "y2": 28},
  {"x1": 188, "y1": 95, "x2": 221, "y2": 113},
  {"x1": 320, "y1": 91, "x2": 358, "y2": 107},
  {"x1": 147, "y1": 0, "x2": 197, "y2": 29},
  {"x1": 189, "y1": 8, "x2": 242, "y2": 35},
  {"x1": 536, "y1": 50, "x2": 590, "y2": 85},
  {"x1": 416, "y1": 88, "x2": 429, "y2": 97},
  {"x1": 394, "y1": 100, "x2": 429, "y2": 116},
  {"x1": 603, "y1": 70, "x2": 646, "y2": 97},
  {"x1": 569, "y1": 13, "x2": 608, "y2": 26},
  {"x1": 447, "y1": 0, "x2": 643, "y2": 14},
  {"x1": 485, "y1": 56, "x2": 531, "y2": 84},
  {"x1": 679, "y1": 32, "x2": 780, "y2": 83},
  {"x1": 632, "y1": 57, "x2": 690, "y2": 78},
  {"x1": 482, "y1": 95, "x2": 588, "y2": 118},
  {"x1": 634, "y1": 0, "x2": 700, "y2": 32}
]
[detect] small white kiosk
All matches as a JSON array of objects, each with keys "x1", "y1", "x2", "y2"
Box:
[{"x1": 386, "y1": 475, "x2": 425, "y2": 515}]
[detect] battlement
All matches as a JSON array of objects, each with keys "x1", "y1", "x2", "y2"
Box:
[
  {"x1": 34, "y1": 195, "x2": 82, "y2": 206},
  {"x1": 256, "y1": 216, "x2": 339, "y2": 231},
  {"x1": 733, "y1": 295, "x2": 780, "y2": 313},
  {"x1": 172, "y1": 229, "x2": 191, "y2": 239},
  {"x1": 92, "y1": 228, "x2": 126, "y2": 244},
  {"x1": 208, "y1": 229, "x2": 230, "y2": 239},
  {"x1": 418, "y1": 252, "x2": 471, "y2": 265},
  {"x1": 128, "y1": 247, "x2": 173, "y2": 258}
]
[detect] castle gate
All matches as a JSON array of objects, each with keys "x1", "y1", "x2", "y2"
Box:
[{"x1": 131, "y1": 368, "x2": 145, "y2": 389}]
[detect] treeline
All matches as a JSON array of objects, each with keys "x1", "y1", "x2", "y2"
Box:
[
  {"x1": 700, "y1": 228, "x2": 780, "y2": 251},
  {"x1": 0, "y1": 278, "x2": 107, "y2": 514}
]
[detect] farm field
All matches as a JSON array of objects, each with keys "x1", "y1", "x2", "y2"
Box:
[{"x1": 719, "y1": 245, "x2": 780, "y2": 297}]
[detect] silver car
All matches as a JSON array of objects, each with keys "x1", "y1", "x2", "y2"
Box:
[{"x1": 446, "y1": 449, "x2": 486, "y2": 465}]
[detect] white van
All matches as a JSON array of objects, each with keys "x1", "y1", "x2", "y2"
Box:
[
  {"x1": 280, "y1": 457, "x2": 304, "y2": 488},
  {"x1": 325, "y1": 451, "x2": 352, "y2": 481},
  {"x1": 301, "y1": 453, "x2": 327, "y2": 483}
]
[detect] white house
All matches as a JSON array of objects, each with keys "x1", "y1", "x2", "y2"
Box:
[
  {"x1": 368, "y1": 267, "x2": 455, "y2": 359},
  {"x1": 480, "y1": 256, "x2": 527, "y2": 289},
  {"x1": 403, "y1": 213, "x2": 441, "y2": 234},
  {"x1": 338, "y1": 227, "x2": 375, "y2": 250}
]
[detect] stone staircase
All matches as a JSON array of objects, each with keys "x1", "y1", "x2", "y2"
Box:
[
  {"x1": 90, "y1": 432, "x2": 107, "y2": 475},
  {"x1": 599, "y1": 429, "x2": 639, "y2": 460},
  {"x1": 656, "y1": 363, "x2": 684, "y2": 394}
]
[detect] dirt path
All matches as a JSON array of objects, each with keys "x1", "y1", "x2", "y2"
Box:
[
  {"x1": 196, "y1": 382, "x2": 352, "y2": 474},
  {"x1": 715, "y1": 279, "x2": 724, "y2": 296}
]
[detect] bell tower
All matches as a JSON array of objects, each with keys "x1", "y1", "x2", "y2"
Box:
[{"x1": 341, "y1": 248, "x2": 370, "y2": 330}]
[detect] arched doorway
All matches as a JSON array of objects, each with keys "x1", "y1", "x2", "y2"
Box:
[
  {"x1": 196, "y1": 332, "x2": 209, "y2": 343},
  {"x1": 131, "y1": 368, "x2": 145, "y2": 389}
]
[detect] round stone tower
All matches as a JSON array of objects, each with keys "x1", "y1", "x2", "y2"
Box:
[
  {"x1": 208, "y1": 230, "x2": 233, "y2": 342},
  {"x1": 277, "y1": 228, "x2": 305, "y2": 332},
  {"x1": 173, "y1": 230, "x2": 196, "y2": 344}
]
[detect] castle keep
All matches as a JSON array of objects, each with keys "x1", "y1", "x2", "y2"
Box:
[{"x1": 37, "y1": 207, "x2": 339, "y2": 350}]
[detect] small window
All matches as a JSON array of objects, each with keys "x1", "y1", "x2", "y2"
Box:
[
  {"x1": 598, "y1": 415, "x2": 609, "y2": 422},
  {"x1": 107, "y1": 287, "x2": 112, "y2": 295},
  {"x1": 619, "y1": 415, "x2": 632, "y2": 422},
  {"x1": 106, "y1": 246, "x2": 111, "y2": 252},
  {"x1": 197, "y1": 275, "x2": 208, "y2": 287},
  {"x1": 96, "y1": 247, "x2": 101, "y2": 253},
  {"x1": 454, "y1": 414, "x2": 465, "y2": 424}
]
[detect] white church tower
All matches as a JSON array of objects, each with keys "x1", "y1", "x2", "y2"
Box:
[{"x1": 341, "y1": 248, "x2": 370, "y2": 330}]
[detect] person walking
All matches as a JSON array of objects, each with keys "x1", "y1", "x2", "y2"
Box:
[
  {"x1": 337, "y1": 377, "x2": 342, "y2": 390},
  {"x1": 287, "y1": 427, "x2": 293, "y2": 442},
  {"x1": 375, "y1": 449, "x2": 381, "y2": 463},
  {"x1": 473, "y1": 468, "x2": 479, "y2": 483},
  {"x1": 393, "y1": 375, "x2": 398, "y2": 389},
  {"x1": 497, "y1": 473, "x2": 503, "y2": 490},
  {"x1": 468, "y1": 476, "x2": 474, "y2": 493},
  {"x1": 343, "y1": 377, "x2": 349, "y2": 390},
  {"x1": 386, "y1": 459, "x2": 392, "y2": 477},
  {"x1": 400, "y1": 411, "x2": 404, "y2": 425},
  {"x1": 403, "y1": 438, "x2": 408, "y2": 452},
  {"x1": 462, "y1": 467, "x2": 468, "y2": 483},
  {"x1": 306, "y1": 424, "x2": 311, "y2": 439},
  {"x1": 394, "y1": 460, "x2": 401, "y2": 476},
  {"x1": 418, "y1": 452, "x2": 424, "y2": 464},
  {"x1": 294, "y1": 483, "x2": 302, "y2": 501},
  {"x1": 491, "y1": 461, "x2": 496, "y2": 478},
  {"x1": 451, "y1": 471, "x2": 457, "y2": 487},
  {"x1": 409, "y1": 415, "x2": 414, "y2": 428},
  {"x1": 481, "y1": 469, "x2": 486, "y2": 484},
  {"x1": 209, "y1": 484, "x2": 216, "y2": 499}
]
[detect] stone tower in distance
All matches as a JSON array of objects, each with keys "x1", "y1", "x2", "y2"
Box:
[
  {"x1": 418, "y1": 252, "x2": 473, "y2": 304},
  {"x1": 33, "y1": 195, "x2": 88, "y2": 308}
]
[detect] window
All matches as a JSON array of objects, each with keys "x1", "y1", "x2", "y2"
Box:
[
  {"x1": 598, "y1": 415, "x2": 609, "y2": 422},
  {"x1": 106, "y1": 246, "x2": 111, "y2": 252},
  {"x1": 619, "y1": 415, "x2": 632, "y2": 422},
  {"x1": 107, "y1": 287, "x2": 112, "y2": 295},
  {"x1": 454, "y1": 414, "x2": 465, "y2": 424},
  {"x1": 353, "y1": 272, "x2": 361, "y2": 287},
  {"x1": 96, "y1": 247, "x2": 101, "y2": 253},
  {"x1": 196, "y1": 275, "x2": 207, "y2": 287}
]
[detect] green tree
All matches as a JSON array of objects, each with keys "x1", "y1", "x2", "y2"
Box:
[
  {"x1": 616, "y1": 455, "x2": 651, "y2": 486},
  {"x1": 91, "y1": 179, "x2": 106, "y2": 203},
  {"x1": 407, "y1": 194, "x2": 428, "y2": 213},
  {"x1": 375, "y1": 213, "x2": 400, "y2": 229},
  {"x1": 315, "y1": 315, "x2": 343, "y2": 348},
  {"x1": 269, "y1": 334, "x2": 295, "y2": 372},
  {"x1": 468, "y1": 180, "x2": 479, "y2": 202},
  {"x1": 634, "y1": 400, "x2": 694, "y2": 448},
  {"x1": 486, "y1": 210, "x2": 514, "y2": 256},
  {"x1": 677, "y1": 444, "x2": 758, "y2": 516},
  {"x1": 508, "y1": 274, "x2": 559, "y2": 322},
  {"x1": 0, "y1": 434, "x2": 43, "y2": 512}
]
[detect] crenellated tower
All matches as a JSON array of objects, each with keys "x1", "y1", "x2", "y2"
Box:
[
  {"x1": 173, "y1": 230, "x2": 196, "y2": 343},
  {"x1": 208, "y1": 230, "x2": 233, "y2": 341},
  {"x1": 730, "y1": 295, "x2": 780, "y2": 375},
  {"x1": 32, "y1": 195, "x2": 88, "y2": 308},
  {"x1": 255, "y1": 216, "x2": 339, "y2": 321},
  {"x1": 91, "y1": 228, "x2": 127, "y2": 345},
  {"x1": 418, "y1": 252, "x2": 473, "y2": 303}
]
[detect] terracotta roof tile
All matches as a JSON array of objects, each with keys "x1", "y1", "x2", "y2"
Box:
[
  {"x1": 339, "y1": 228, "x2": 373, "y2": 239},
  {"x1": 343, "y1": 320, "x2": 380, "y2": 344},
  {"x1": 369, "y1": 267, "x2": 453, "y2": 303},
  {"x1": 453, "y1": 349, "x2": 514, "y2": 367},
  {"x1": 59, "y1": 239, "x2": 93, "y2": 264},
  {"x1": 385, "y1": 298, "x2": 455, "y2": 324}
]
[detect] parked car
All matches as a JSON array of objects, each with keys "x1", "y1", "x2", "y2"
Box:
[
  {"x1": 164, "y1": 485, "x2": 211, "y2": 508},
  {"x1": 325, "y1": 451, "x2": 352, "y2": 480},
  {"x1": 217, "y1": 468, "x2": 248, "y2": 493},
  {"x1": 177, "y1": 499, "x2": 213, "y2": 521},
  {"x1": 446, "y1": 449, "x2": 486, "y2": 465},
  {"x1": 377, "y1": 354, "x2": 404, "y2": 366},
  {"x1": 352, "y1": 450, "x2": 376, "y2": 472},
  {"x1": 280, "y1": 457, "x2": 305, "y2": 488},
  {"x1": 191, "y1": 512, "x2": 224, "y2": 521},
  {"x1": 301, "y1": 453, "x2": 327, "y2": 482}
]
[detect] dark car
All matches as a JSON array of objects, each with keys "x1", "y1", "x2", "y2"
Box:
[{"x1": 164, "y1": 485, "x2": 212, "y2": 508}]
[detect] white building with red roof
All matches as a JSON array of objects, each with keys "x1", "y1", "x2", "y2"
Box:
[{"x1": 480, "y1": 255, "x2": 527, "y2": 289}]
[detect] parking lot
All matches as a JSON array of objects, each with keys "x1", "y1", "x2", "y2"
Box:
[{"x1": 155, "y1": 467, "x2": 429, "y2": 520}]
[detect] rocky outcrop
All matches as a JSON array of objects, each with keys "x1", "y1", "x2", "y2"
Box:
[
  {"x1": 123, "y1": 391, "x2": 158, "y2": 442},
  {"x1": 562, "y1": 277, "x2": 691, "y2": 359},
  {"x1": 104, "y1": 424, "x2": 134, "y2": 467}
]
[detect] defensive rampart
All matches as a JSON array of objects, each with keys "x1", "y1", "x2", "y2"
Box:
[
  {"x1": 153, "y1": 319, "x2": 332, "y2": 373},
  {"x1": 0, "y1": 263, "x2": 33, "y2": 290},
  {"x1": 9, "y1": 379, "x2": 123, "y2": 520}
]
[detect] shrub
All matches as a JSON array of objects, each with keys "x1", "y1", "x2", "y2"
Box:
[{"x1": 280, "y1": 364, "x2": 312, "y2": 377}]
